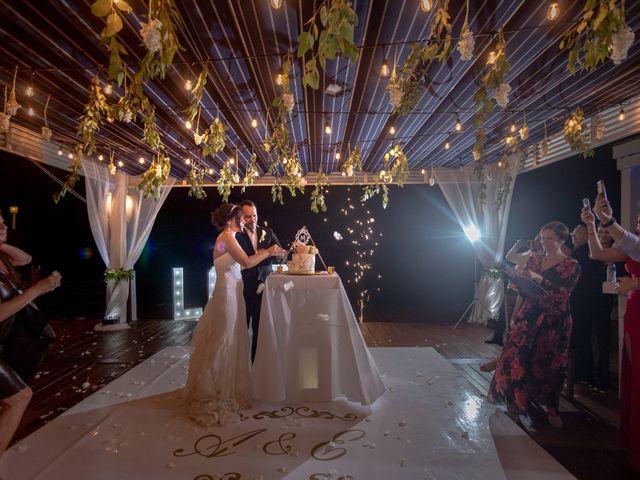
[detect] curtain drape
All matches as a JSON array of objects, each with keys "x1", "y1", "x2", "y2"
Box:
[
  {"x1": 434, "y1": 155, "x2": 520, "y2": 323},
  {"x1": 83, "y1": 161, "x2": 175, "y2": 330}
]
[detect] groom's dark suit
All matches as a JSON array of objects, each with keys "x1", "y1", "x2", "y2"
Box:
[{"x1": 236, "y1": 226, "x2": 281, "y2": 361}]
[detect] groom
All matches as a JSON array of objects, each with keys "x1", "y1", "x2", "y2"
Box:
[{"x1": 236, "y1": 200, "x2": 282, "y2": 361}]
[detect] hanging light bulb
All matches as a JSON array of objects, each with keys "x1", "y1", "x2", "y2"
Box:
[
  {"x1": 98, "y1": 154, "x2": 104, "y2": 161},
  {"x1": 455, "y1": 115, "x2": 463, "y2": 132},
  {"x1": 276, "y1": 73, "x2": 283, "y2": 86},
  {"x1": 28, "y1": 107, "x2": 34, "y2": 116},
  {"x1": 25, "y1": 85, "x2": 34, "y2": 97},
  {"x1": 185, "y1": 119, "x2": 192, "y2": 129},
  {"x1": 251, "y1": 117, "x2": 258, "y2": 128},
  {"x1": 421, "y1": 168, "x2": 426, "y2": 174},
  {"x1": 104, "y1": 83, "x2": 113, "y2": 95},
  {"x1": 270, "y1": 0, "x2": 283, "y2": 8},
  {"x1": 510, "y1": 123, "x2": 517, "y2": 133},
  {"x1": 117, "y1": 160, "x2": 124, "y2": 167},
  {"x1": 428, "y1": 175, "x2": 436, "y2": 187},
  {"x1": 185, "y1": 158, "x2": 191, "y2": 165},
  {"x1": 57, "y1": 148, "x2": 63, "y2": 156},
  {"x1": 138, "y1": 157, "x2": 145, "y2": 164},
  {"x1": 444, "y1": 141, "x2": 450, "y2": 150},
  {"x1": 389, "y1": 125, "x2": 396, "y2": 135},
  {"x1": 498, "y1": 160, "x2": 503, "y2": 167},
  {"x1": 324, "y1": 121, "x2": 332, "y2": 135},
  {"x1": 335, "y1": 152, "x2": 341, "y2": 160},
  {"x1": 546, "y1": 2, "x2": 559, "y2": 21},
  {"x1": 184, "y1": 79, "x2": 193, "y2": 91},
  {"x1": 68, "y1": 152, "x2": 74, "y2": 159},
  {"x1": 419, "y1": 0, "x2": 434, "y2": 12},
  {"x1": 618, "y1": 104, "x2": 625, "y2": 121},
  {"x1": 380, "y1": 58, "x2": 390, "y2": 78},
  {"x1": 208, "y1": 168, "x2": 214, "y2": 175},
  {"x1": 229, "y1": 157, "x2": 235, "y2": 165}
]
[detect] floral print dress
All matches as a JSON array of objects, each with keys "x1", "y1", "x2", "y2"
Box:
[{"x1": 488, "y1": 255, "x2": 580, "y2": 413}]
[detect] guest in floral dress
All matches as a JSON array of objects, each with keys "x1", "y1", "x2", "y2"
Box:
[{"x1": 488, "y1": 221, "x2": 580, "y2": 428}]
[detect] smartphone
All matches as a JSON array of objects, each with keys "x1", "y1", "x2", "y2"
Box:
[
  {"x1": 597, "y1": 180, "x2": 607, "y2": 200},
  {"x1": 582, "y1": 197, "x2": 591, "y2": 209}
]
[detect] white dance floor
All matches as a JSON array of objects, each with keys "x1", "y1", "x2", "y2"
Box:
[{"x1": 1, "y1": 347, "x2": 574, "y2": 479}]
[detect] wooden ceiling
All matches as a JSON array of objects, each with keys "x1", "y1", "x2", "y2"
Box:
[{"x1": 1, "y1": 0, "x2": 639, "y2": 181}]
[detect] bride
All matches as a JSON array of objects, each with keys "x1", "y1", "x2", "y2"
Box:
[{"x1": 184, "y1": 203, "x2": 283, "y2": 426}]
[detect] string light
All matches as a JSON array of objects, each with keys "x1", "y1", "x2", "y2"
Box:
[
  {"x1": 324, "y1": 121, "x2": 332, "y2": 135},
  {"x1": 138, "y1": 157, "x2": 145, "y2": 164},
  {"x1": 117, "y1": 160, "x2": 124, "y2": 167},
  {"x1": 57, "y1": 148, "x2": 63, "y2": 156},
  {"x1": 67, "y1": 152, "x2": 74, "y2": 159},
  {"x1": 546, "y1": 2, "x2": 559, "y2": 21},
  {"x1": 380, "y1": 58, "x2": 390, "y2": 78},
  {"x1": 455, "y1": 115, "x2": 463, "y2": 131},
  {"x1": 208, "y1": 168, "x2": 214, "y2": 174},
  {"x1": 275, "y1": 73, "x2": 283, "y2": 86},
  {"x1": 25, "y1": 85, "x2": 34, "y2": 97},
  {"x1": 421, "y1": 168, "x2": 425, "y2": 174},
  {"x1": 185, "y1": 119, "x2": 192, "y2": 129},
  {"x1": 184, "y1": 79, "x2": 193, "y2": 91},
  {"x1": 419, "y1": 0, "x2": 434, "y2": 12},
  {"x1": 270, "y1": 0, "x2": 283, "y2": 8},
  {"x1": 618, "y1": 104, "x2": 625, "y2": 121},
  {"x1": 185, "y1": 158, "x2": 191, "y2": 165},
  {"x1": 389, "y1": 125, "x2": 396, "y2": 135},
  {"x1": 444, "y1": 141, "x2": 450, "y2": 149},
  {"x1": 104, "y1": 83, "x2": 113, "y2": 95},
  {"x1": 28, "y1": 107, "x2": 34, "y2": 116},
  {"x1": 335, "y1": 152, "x2": 341, "y2": 160},
  {"x1": 98, "y1": 154, "x2": 104, "y2": 161},
  {"x1": 251, "y1": 117, "x2": 258, "y2": 128},
  {"x1": 510, "y1": 123, "x2": 517, "y2": 133}
]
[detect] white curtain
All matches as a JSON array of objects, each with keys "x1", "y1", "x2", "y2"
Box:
[
  {"x1": 434, "y1": 154, "x2": 520, "y2": 323},
  {"x1": 83, "y1": 161, "x2": 175, "y2": 329}
]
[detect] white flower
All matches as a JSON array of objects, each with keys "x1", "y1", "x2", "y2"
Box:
[
  {"x1": 519, "y1": 124, "x2": 528, "y2": 141},
  {"x1": 388, "y1": 82, "x2": 403, "y2": 109},
  {"x1": 494, "y1": 82, "x2": 511, "y2": 108},
  {"x1": 457, "y1": 29, "x2": 475, "y2": 61},
  {"x1": 6, "y1": 98, "x2": 20, "y2": 116},
  {"x1": 282, "y1": 92, "x2": 294, "y2": 112},
  {"x1": 0, "y1": 113, "x2": 10, "y2": 133},
  {"x1": 122, "y1": 108, "x2": 133, "y2": 123},
  {"x1": 346, "y1": 164, "x2": 354, "y2": 177},
  {"x1": 41, "y1": 126, "x2": 52, "y2": 142},
  {"x1": 140, "y1": 19, "x2": 163, "y2": 54},
  {"x1": 610, "y1": 25, "x2": 634, "y2": 65}
]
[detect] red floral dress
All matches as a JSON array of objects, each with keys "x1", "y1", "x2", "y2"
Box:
[{"x1": 488, "y1": 255, "x2": 580, "y2": 413}]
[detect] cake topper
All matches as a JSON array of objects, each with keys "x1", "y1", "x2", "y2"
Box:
[{"x1": 282, "y1": 225, "x2": 328, "y2": 271}]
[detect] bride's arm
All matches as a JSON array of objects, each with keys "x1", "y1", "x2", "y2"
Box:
[
  {"x1": 224, "y1": 234, "x2": 273, "y2": 269},
  {"x1": 0, "y1": 243, "x2": 32, "y2": 266}
]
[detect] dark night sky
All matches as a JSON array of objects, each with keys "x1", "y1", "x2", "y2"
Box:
[{"x1": 0, "y1": 141, "x2": 621, "y2": 322}]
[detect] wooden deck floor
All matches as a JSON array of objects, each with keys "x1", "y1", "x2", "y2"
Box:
[{"x1": 12, "y1": 318, "x2": 637, "y2": 479}]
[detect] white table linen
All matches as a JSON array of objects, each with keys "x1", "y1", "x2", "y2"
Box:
[{"x1": 251, "y1": 273, "x2": 385, "y2": 404}]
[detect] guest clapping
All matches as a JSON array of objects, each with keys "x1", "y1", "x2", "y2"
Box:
[{"x1": 0, "y1": 211, "x2": 61, "y2": 455}]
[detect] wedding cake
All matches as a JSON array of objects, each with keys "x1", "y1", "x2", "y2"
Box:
[{"x1": 287, "y1": 244, "x2": 318, "y2": 273}]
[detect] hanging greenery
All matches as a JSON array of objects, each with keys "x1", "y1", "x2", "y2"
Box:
[
  {"x1": 77, "y1": 75, "x2": 113, "y2": 155},
  {"x1": 560, "y1": 0, "x2": 630, "y2": 74},
  {"x1": 140, "y1": 0, "x2": 183, "y2": 80},
  {"x1": 139, "y1": 154, "x2": 171, "y2": 200},
  {"x1": 361, "y1": 184, "x2": 390, "y2": 209},
  {"x1": 282, "y1": 150, "x2": 306, "y2": 196},
  {"x1": 201, "y1": 117, "x2": 227, "y2": 157},
  {"x1": 271, "y1": 183, "x2": 284, "y2": 205},
  {"x1": 91, "y1": 0, "x2": 132, "y2": 85},
  {"x1": 472, "y1": 163, "x2": 487, "y2": 207},
  {"x1": 216, "y1": 160, "x2": 235, "y2": 202},
  {"x1": 241, "y1": 153, "x2": 260, "y2": 192},
  {"x1": 297, "y1": 0, "x2": 359, "y2": 90},
  {"x1": 6, "y1": 66, "x2": 20, "y2": 116},
  {"x1": 495, "y1": 155, "x2": 515, "y2": 210},
  {"x1": 341, "y1": 143, "x2": 363, "y2": 177},
  {"x1": 41, "y1": 94, "x2": 52, "y2": 141},
  {"x1": 185, "y1": 66, "x2": 208, "y2": 123},
  {"x1": 141, "y1": 100, "x2": 164, "y2": 151},
  {"x1": 310, "y1": 170, "x2": 329, "y2": 213},
  {"x1": 187, "y1": 162, "x2": 207, "y2": 199},
  {"x1": 563, "y1": 107, "x2": 594, "y2": 158},
  {"x1": 390, "y1": 0, "x2": 452, "y2": 114},
  {"x1": 383, "y1": 143, "x2": 410, "y2": 185},
  {"x1": 53, "y1": 147, "x2": 83, "y2": 204}
]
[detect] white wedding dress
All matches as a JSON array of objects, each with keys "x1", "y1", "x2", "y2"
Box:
[{"x1": 183, "y1": 252, "x2": 251, "y2": 426}]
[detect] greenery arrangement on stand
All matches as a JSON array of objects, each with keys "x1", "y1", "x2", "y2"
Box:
[
  {"x1": 310, "y1": 169, "x2": 329, "y2": 213},
  {"x1": 560, "y1": 0, "x2": 631, "y2": 74},
  {"x1": 564, "y1": 107, "x2": 594, "y2": 157},
  {"x1": 297, "y1": 0, "x2": 359, "y2": 90},
  {"x1": 104, "y1": 267, "x2": 135, "y2": 284},
  {"x1": 138, "y1": 154, "x2": 171, "y2": 200}
]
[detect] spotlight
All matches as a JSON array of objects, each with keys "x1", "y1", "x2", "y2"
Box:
[
  {"x1": 546, "y1": 2, "x2": 559, "y2": 21},
  {"x1": 380, "y1": 58, "x2": 390, "y2": 78},
  {"x1": 618, "y1": 104, "x2": 625, "y2": 121},
  {"x1": 463, "y1": 224, "x2": 481, "y2": 243},
  {"x1": 419, "y1": 0, "x2": 434, "y2": 12},
  {"x1": 104, "y1": 83, "x2": 113, "y2": 95}
]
